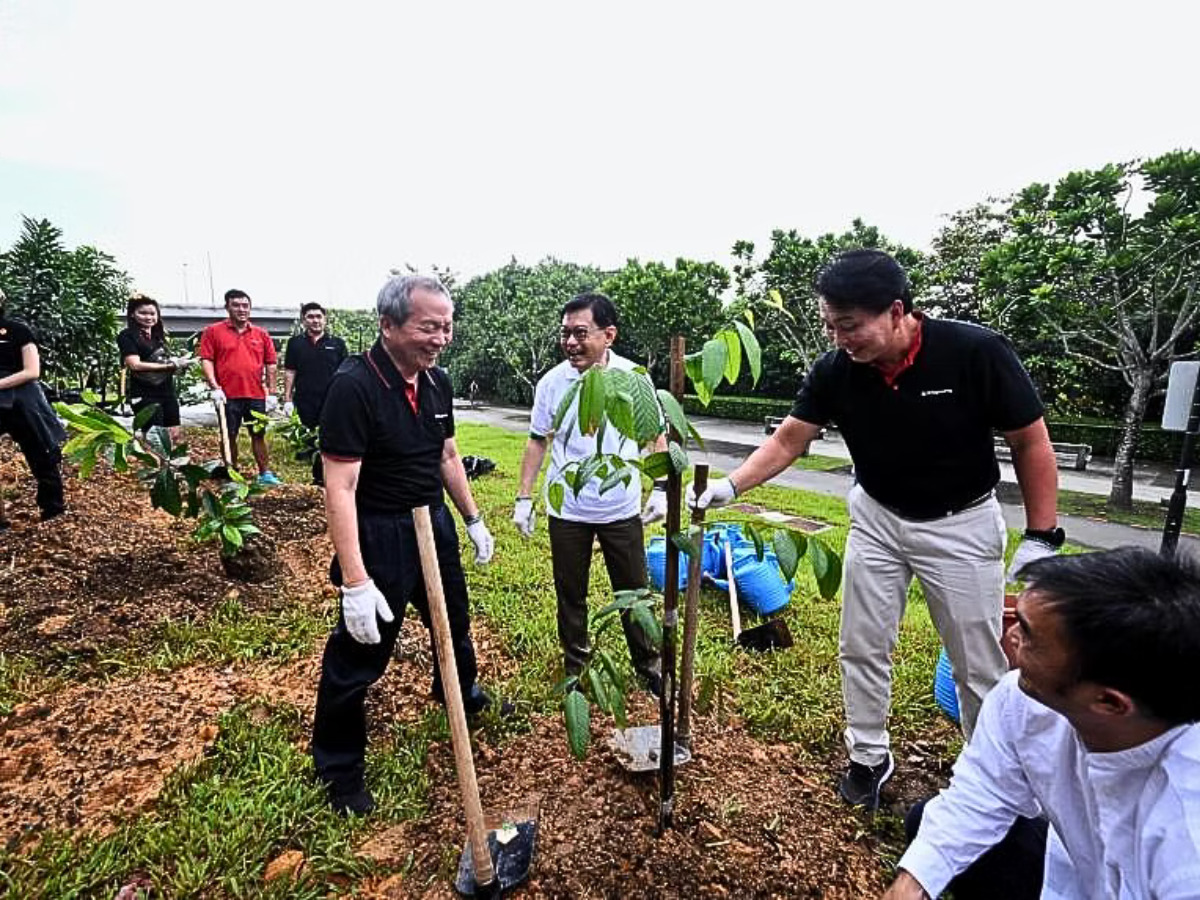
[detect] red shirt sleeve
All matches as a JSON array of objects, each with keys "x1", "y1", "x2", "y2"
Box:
[
  {"x1": 199, "y1": 325, "x2": 216, "y2": 361},
  {"x1": 261, "y1": 327, "x2": 278, "y2": 365}
]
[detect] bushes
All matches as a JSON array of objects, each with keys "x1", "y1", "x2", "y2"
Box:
[
  {"x1": 682, "y1": 394, "x2": 794, "y2": 422},
  {"x1": 1046, "y1": 421, "x2": 1187, "y2": 465}
]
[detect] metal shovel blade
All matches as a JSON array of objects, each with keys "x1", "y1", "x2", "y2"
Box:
[
  {"x1": 454, "y1": 812, "x2": 539, "y2": 897},
  {"x1": 736, "y1": 617, "x2": 794, "y2": 653},
  {"x1": 608, "y1": 725, "x2": 693, "y2": 773}
]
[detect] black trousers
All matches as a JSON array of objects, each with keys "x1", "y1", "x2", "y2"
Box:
[
  {"x1": 311, "y1": 503, "x2": 479, "y2": 791},
  {"x1": 0, "y1": 407, "x2": 64, "y2": 519},
  {"x1": 548, "y1": 514, "x2": 659, "y2": 679},
  {"x1": 904, "y1": 798, "x2": 1047, "y2": 899},
  {"x1": 295, "y1": 396, "x2": 324, "y2": 486}
]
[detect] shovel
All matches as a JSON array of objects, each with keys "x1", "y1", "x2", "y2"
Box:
[
  {"x1": 724, "y1": 540, "x2": 793, "y2": 652},
  {"x1": 211, "y1": 396, "x2": 233, "y2": 480},
  {"x1": 413, "y1": 506, "x2": 538, "y2": 897}
]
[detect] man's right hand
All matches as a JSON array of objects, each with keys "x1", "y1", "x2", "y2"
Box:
[
  {"x1": 282, "y1": 400, "x2": 294, "y2": 417},
  {"x1": 210, "y1": 387, "x2": 227, "y2": 404},
  {"x1": 687, "y1": 476, "x2": 737, "y2": 511},
  {"x1": 512, "y1": 498, "x2": 535, "y2": 537},
  {"x1": 340, "y1": 578, "x2": 395, "y2": 644},
  {"x1": 880, "y1": 871, "x2": 930, "y2": 899}
]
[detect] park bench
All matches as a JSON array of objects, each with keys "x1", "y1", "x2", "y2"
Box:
[{"x1": 993, "y1": 436, "x2": 1092, "y2": 471}]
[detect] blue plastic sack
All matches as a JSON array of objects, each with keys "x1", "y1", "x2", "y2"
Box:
[{"x1": 934, "y1": 648, "x2": 960, "y2": 723}]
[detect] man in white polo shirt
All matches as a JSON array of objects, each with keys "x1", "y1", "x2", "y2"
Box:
[{"x1": 513, "y1": 292, "x2": 667, "y2": 695}]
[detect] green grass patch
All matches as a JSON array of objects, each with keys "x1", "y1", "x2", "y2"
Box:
[
  {"x1": 0, "y1": 652, "x2": 54, "y2": 716},
  {"x1": 0, "y1": 702, "x2": 435, "y2": 899},
  {"x1": 791, "y1": 452, "x2": 852, "y2": 473},
  {"x1": 1056, "y1": 485, "x2": 1199, "y2": 536}
]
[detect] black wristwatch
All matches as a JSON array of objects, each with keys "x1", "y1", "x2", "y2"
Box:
[{"x1": 1024, "y1": 526, "x2": 1066, "y2": 548}]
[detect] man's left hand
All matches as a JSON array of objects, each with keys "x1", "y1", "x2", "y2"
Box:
[
  {"x1": 1007, "y1": 536, "x2": 1058, "y2": 583},
  {"x1": 641, "y1": 489, "x2": 667, "y2": 525},
  {"x1": 467, "y1": 519, "x2": 494, "y2": 564},
  {"x1": 265, "y1": 395, "x2": 279, "y2": 413}
]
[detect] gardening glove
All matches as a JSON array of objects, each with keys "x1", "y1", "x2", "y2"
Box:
[
  {"x1": 210, "y1": 387, "x2": 227, "y2": 404},
  {"x1": 467, "y1": 518, "x2": 494, "y2": 564},
  {"x1": 172, "y1": 356, "x2": 198, "y2": 369},
  {"x1": 341, "y1": 578, "x2": 394, "y2": 644},
  {"x1": 512, "y1": 497, "x2": 535, "y2": 537},
  {"x1": 282, "y1": 400, "x2": 294, "y2": 417},
  {"x1": 265, "y1": 394, "x2": 279, "y2": 413},
  {"x1": 687, "y1": 476, "x2": 737, "y2": 511},
  {"x1": 640, "y1": 486, "x2": 668, "y2": 524},
  {"x1": 1006, "y1": 533, "x2": 1060, "y2": 585}
]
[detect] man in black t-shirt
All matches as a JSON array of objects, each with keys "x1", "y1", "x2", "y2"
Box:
[
  {"x1": 0, "y1": 288, "x2": 66, "y2": 523},
  {"x1": 282, "y1": 302, "x2": 346, "y2": 485},
  {"x1": 310, "y1": 274, "x2": 497, "y2": 817},
  {"x1": 690, "y1": 250, "x2": 1063, "y2": 812}
]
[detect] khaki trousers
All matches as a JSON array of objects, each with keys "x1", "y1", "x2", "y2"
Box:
[{"x1": 841, "y1": 483, "x2": 1009, "y2": 766}]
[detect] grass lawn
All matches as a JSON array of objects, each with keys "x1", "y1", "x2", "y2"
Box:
[
  {"x1": 791, "y1": 452, "x2": 851, "y2": 473},
  {"x1": 1055, "y1": 485, "x2": 1200, "y2": 536}
]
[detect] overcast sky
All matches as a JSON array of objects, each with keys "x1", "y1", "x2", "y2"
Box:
[{"x1": 2, "y1": 0, "x2": 1197, "y2": 310}]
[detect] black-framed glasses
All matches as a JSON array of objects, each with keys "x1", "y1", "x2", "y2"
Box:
[{"x1": 559, "y1": 326, "x2": 600, "y2": 343}]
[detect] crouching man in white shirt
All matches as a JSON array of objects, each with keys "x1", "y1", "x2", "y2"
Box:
[{"x1": 884, "y1": 547, "x2": 1200, "y2": 899}]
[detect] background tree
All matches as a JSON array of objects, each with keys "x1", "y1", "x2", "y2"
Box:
[
  {"x1": 981, "y1": 150, "x2": 1200, "y2": 509},
  {"x1": 731, "y1": 219, "x2": 928, "y2": 390},
  {"x1": 602, "y1": 258, "x2": 728, "y2": 384},
  {"x1": 0, "y1": 215, "x2": 129, "y2": 395},
  {"x1": 445, "y1": 258, "x2": 607, "y2": 404}
]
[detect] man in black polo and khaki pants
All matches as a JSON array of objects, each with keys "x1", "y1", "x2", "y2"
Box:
[
  {"x1": 310, "y1": 274, "x2": 496, "y2": 816},
  {"x1": 691, "y1": 250, "x2": 1062, "y2": 811}
]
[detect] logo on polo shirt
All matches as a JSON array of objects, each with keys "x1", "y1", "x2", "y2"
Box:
[{"x1": 921, "y1": 388, "x2": 954, "y2": 397}]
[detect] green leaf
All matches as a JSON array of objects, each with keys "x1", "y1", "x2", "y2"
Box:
[
  {"x1": 548, "y1": 480, "x2": 565, "y2": 514},
  {"x1": 150, "y1": 468, "x2": 182, "y2": 516},
  {"x1": 809, "y1": 538, "x2": 842, "y2": 600},
  {"x1": 745, "y1": 522, "x2": 766, "y2": 561},
  {"x1": 610, "y1": 685, "x2": 628, "y2": 729},
  {"x1": 597, "y1": 649, "x2": 627, "y2": 695},
  {"x1": 564, "y1": 690, "x2": 591, "y2": 760},
  {"x1": 734, "y1": 321, "x2": 762, "y2": 386},
  {"x1": 132, "y1": 403, "x2": 161, "y2": 432},
  {"x1": 587, "y1": 667, "x2": 612, "y2": 715},
  {"x1": 571, "y1": 454, "x2": 605, "y2": 497},
  {"x1": 578, "y1": 367, "x2": 608, "y2": 435},
  {"x1": 112, "y1": 442, "x2": 128, "y2": 474},
  {"x1": 719, "y1": 329, "x2": 741, "y2": 385},
  {"x1": 222, "y1": 524, "x2": 244, "y2": 551},
  {"x1": 605, "y1": 387, "x2": 636, "y2": 442},
  {"x1": 684, "y1": 352, "x2": 713, "y2": 406},
  {"x1": 628, "y1": 369, "x2": 664, "y2": 444},
  {"x1": 598, "y1": 463, "x2": 634, "y2": 496},
  {"x1": 743, "y1": 307, "x2": 755, "y2": 330},
  {"x1": 670, "y1": 528, "x2": 702, "y2": 561},
  {"x1": 701, "y1": 339, "x2": 727, "y2": 394},
  {"x1": 773, "y1": 530, "x2": 802, "y2": 583},
  {"x1": 668, "y1": 440, "x2": 689, "y2": 475},
  {"x1": 630, "y1": 601, "x2": 662, "y2": 646},
  {"x1": 656, "y1": 390, "x2": 689, "y2": 445},
  {"x1": 641, "y1": 451, "x2": 672, "y2": 479},
  {"x1": 552, "y1": 379, "x2": 582, "y2": 437}
]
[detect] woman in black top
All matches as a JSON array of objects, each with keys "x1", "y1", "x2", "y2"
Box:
[{"x1": 117, "y1": 294, "x2": 193, "y2": 443}]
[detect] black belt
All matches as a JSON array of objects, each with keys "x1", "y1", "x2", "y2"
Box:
[{"x1": 877, "y1": 490, "x2": 995, "y2": 523}]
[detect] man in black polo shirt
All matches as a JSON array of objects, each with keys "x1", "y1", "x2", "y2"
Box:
[
  {"x1": 310, "y1": 274, "x2": 496, "y2": 816},
  {"x1": 691, "y1": 250, "x2": 1062, "y2": 811},
  {"x1": 282, "y1": 302, "x2": 347, "y2": 485}
]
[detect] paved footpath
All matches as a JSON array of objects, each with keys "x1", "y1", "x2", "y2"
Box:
[{"x1": 455, "y1": 402, "x2": 1200, "y2": 554}]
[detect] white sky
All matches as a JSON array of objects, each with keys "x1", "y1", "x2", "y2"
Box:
[{"x1": 2, "y1": 0, "x2": 1197, "y2": 309}]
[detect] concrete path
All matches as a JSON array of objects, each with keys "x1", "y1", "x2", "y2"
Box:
[{"x1": 454, "y1": 402, "x2": 1200, "y2": 554}]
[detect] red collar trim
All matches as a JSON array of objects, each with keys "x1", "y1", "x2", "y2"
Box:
[{"x1": 875, "y1": 313, "x2": 923, "y2": 387}]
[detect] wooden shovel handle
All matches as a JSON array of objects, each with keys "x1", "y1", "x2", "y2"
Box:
[
  {"x1": 214, "y1": 397, "x2": 233, "y2": 466},
  {"x1": 726, "y1": 540, "x2": 742, "y2": 641},
  {"x1": 413, "y1": 506, "x2": 496, "y2": 888},
  {"x1": 676, "y1": 464, "x2": 709, "y2": 747}
]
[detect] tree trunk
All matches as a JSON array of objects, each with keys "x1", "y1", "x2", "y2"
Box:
[{"x1": 1107, "y1": 367, "x2": 1155, "y2": 510}]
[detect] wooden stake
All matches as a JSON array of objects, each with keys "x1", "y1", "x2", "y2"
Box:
[{"x1": 676, "y1": 463, "x2": 709, "y2": 749}]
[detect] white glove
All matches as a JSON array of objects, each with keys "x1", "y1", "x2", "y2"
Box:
[
  {"x1": 172, "y1": 356, "x2": 198, "y2": 369},
  {"x1": 210, "y1": 387, "x2": 227, "y2": 404},
  {"x1": 282, "y1": 401, "x2": 294, "y2": 417},
  {"x1": 687, "y1": 476, "x2": 737, "y2": 511},
  {"x1": 467, "y1": 518, "x2": 494, "y2": 564},
  {"x1": 1006, "y1": 536, "x2": 1058, "y2": 584},
  {"x1": 341, "y1": 578, "x2": 394, "y2": 644},
  {"x1": 512, "y1": 498, "x2": 535, "y2": 537},
  {"x1": 265, "y1": 395, "x2": 279, "y2": 413},
  {"x1": 641, "y1": 488, "x2": 668, "y2": 524}
]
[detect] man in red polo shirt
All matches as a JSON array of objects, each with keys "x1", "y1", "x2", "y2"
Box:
[{"x1": 199, "y1": 289, "x2": 281, "y2": 485}]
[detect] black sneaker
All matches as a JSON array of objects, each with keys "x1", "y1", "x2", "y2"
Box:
[
  {"x1": 460, "y1": 684, "x2": 517, "y2": 720},
  {"x1": 329, "y1": 785, "x2": 375, "y2": 817},
  {"x1": 838, "y1": 752, "x2": 894, "y2": 811}
]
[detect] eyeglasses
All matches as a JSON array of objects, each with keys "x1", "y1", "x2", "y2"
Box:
[{"x1": 559, "y1": 326, "x2": 601, "y2": 343}]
